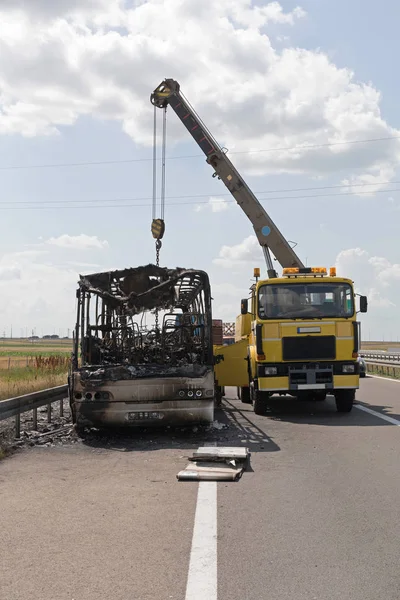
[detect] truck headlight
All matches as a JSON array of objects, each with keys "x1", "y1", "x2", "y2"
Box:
[
  {"x1": 265, "y1": 366, "x2": 277, "y2": 375},
  {"x1": 342, "y1": 364, "x2": 355, "y2": 373}
]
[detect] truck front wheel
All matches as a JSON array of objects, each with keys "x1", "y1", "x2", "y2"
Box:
[{"x1": 335, "y1": 390, "x2": 355, "y2": 413}]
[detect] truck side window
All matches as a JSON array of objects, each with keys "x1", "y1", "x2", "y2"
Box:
[{"x1": 339, "y1": 286, "x2": 353, "y2": 316}]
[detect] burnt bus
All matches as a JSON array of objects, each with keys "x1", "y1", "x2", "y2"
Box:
[{"x1": 68, "y1": 264, "x2": 215, "y2": 434}]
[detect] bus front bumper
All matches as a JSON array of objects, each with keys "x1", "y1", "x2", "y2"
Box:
[{"x1": 73, "y1": 398, "x2": 215, "y2": 429}]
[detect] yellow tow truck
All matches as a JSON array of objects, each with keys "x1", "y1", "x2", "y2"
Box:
[
  {"x1": 150, "y1": 79, "x2": 368, "y2": 414},
  {"x1": 214, "y1": 266, "x2": 367, "y2": 413}
]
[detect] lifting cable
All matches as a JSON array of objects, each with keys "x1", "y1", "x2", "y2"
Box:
[
  {"x1": 151, "y1": 104, "x2": 167, "y2": 263},
  {"x1": 151, "y1": 104, "x2": 167, "y2": 336}
]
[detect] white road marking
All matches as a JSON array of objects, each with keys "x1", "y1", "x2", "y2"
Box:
[
  {"x1": 355, "y1": 404, "x2": 400, "y2": 426},
  {"x1": 185, "y1": 481, "x2": 217, "y2": 600}
]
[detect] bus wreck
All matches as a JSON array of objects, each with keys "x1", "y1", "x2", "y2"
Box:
[{"x1": 68, "y1": 264, "x2": 215, "y2": 433}]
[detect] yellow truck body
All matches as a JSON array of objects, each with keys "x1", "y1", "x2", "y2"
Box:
[{"x1": 214, "y1": 269, "x2": 367, "y2": 413}]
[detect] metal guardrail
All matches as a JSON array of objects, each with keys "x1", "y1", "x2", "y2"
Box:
[
  {"x1": 362, "y1": 360, "x2": 400, "y2": 379},
  {"x1": 0, "y1": 384, "x2": 68, "y2": 438},
  {"x1": 360, "y1": 351, "x2": 400, "y2": 363}
]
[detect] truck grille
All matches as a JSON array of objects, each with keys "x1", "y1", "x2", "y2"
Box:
[{"x1": 282, "y1": 336, "x2": 336, "y2": 361}]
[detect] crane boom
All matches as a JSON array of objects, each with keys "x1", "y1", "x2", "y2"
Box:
[{"x1": 150, "y1": 78, "x2": 305, "y2": 276}]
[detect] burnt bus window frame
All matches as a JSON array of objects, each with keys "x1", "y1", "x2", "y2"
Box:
[
  {"x1": 72, "y1": 265, "x2": 214, "y2": 372},
  {"x1": 257, "y1": 282, "x2": 355, "y2": 320}
]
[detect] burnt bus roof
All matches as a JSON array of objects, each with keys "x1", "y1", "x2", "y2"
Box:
[{"x1": 77, "y1": 264, "x2": 211, "y2": 316}]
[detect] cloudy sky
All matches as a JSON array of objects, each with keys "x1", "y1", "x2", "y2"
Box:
[{"x1": 0, "y1": 0, "x2": 399, "y2": 340}]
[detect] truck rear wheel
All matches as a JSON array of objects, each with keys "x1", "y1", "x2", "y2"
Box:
[
  {"x1": 251, "y1": 382, "x2": 268, "y2": 416},
  {"x1": 254, "y1": 392, "x2": 268, "y2": 416},
  {"x1": 240, "y1": 386, "x2": 251, "y2": 404},
  {"x1": 335, "y1": 390, "x2": 355, "y2": 413}
]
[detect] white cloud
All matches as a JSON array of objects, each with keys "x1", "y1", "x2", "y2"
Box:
[
  {"x1": 195, "y1": 196, "x2": 230, "y2": 213},
  {"x1": 0, "y1": 250, "x2": 79, "y2": 333},
  {"x1": 0, "y1": 0, "x2": 397, "y2": 191},
  {"x1": 341, "y1": 167, "x2": 397, "y2": 197},
  {"x1": 213, "y1": 235, "x2": 264, "y2": 268},
  {"x1": 0, "y1": 247, "x2": 117, "y2": 333},
  {"x1": 335, "y1": 247, "x2": 399, "y2": 312},
  {"x1": 212, "y1": 282, "x2": 246, "y2": 298},
  {"x1": 212, "y1": 301, "x2": 240, "y2": 322},
  {"x1": 0, "y1": 265, "x2": 21, "y2": 281},
  {"x1": 211, "y1": 281, "x2": 250, "y2": 321},
  {"x1": 44, "y1": 234, "x2": 109, "y2": 250},
  {"x1": 64, "y1": 261, "x2": 101, "y2": 269}
]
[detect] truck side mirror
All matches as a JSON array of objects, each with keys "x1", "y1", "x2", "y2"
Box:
[
  {"x1": 241, "y1": 298, "x2": 248, "y2": 315},
  {"x1": 359, "y1": 295, "x2": 368, "y2": 313}
]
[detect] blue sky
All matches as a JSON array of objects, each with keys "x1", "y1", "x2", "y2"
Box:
[{"x1": 0, "y1": 0, "x2": 399, "y2": 340}]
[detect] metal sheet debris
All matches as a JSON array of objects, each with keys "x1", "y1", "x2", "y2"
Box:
[
  {"x1": 191, "y1": 446, "x2": 249, "y2": 461},
  {"x1": 177, "y1": 446, "x2": 250, "y2": 481}
]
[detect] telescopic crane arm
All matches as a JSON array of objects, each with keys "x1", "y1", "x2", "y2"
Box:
[{"x1": 150, "y1": 79, "x2": 304, "y2": 277}]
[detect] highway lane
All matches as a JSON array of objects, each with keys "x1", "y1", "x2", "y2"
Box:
[
  {"x1": 1, "y1": 377, "x2": 399, "y2": 600},
  {"x1": 356, "y1": 373, "x2": 400, "y2": 421},
  {"x1": 0, "y1": 442, "x2": 199, "y2": 600},
  {"x1": 219, "y1": 379, "x2": 400, "y2": 600}
]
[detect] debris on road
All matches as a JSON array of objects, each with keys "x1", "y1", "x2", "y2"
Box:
[
  {"x1": 177, "y1": 446, "x2": 250, "y2": 481},
  {"x1": 208, "y1": 420, "x2": 228, "y2": 431},
  {"x1": 0, "y1": 402, "x2": 78, "y2": 453}
]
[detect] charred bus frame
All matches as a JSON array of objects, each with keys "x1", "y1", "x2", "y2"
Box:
[{"x1": 69, "y1": 264, "x2": 215, "y2": 433}]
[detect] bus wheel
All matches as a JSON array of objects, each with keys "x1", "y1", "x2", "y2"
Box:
[
  {"x1": 215, "y1": 386, "x2": 224, "y2": 406},
  {"x1": 74, "y1": 422, "x2": 86, "y2": 437}
]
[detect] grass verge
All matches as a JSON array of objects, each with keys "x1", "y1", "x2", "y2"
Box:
[
  {"x1": 0, "y1": 367, "x2": 68, "y2": 401},
  {"x1": 366, "y1": 366, "x2": 400, "y2": 380},
  {"x1": 0, "y1": 365, "x2": 69, "y2": 460}
]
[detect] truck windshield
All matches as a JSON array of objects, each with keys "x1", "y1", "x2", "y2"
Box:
[{"x1": 258, "y1": 282, "x2": 354, "y2": 320}]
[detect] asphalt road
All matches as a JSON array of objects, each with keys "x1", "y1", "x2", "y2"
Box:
[{"x1": 1, "y1": 375, "x2": 400, "y2": 600}]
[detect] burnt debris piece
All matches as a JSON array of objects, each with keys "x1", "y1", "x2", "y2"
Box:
[
  {"x1": 73, "y1": 264, "x2": 214, "y2": 379},
  {"x1": 177, "y1": 446, "x2": 250, "y2": 481}
]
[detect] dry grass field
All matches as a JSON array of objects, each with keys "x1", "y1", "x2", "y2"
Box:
[{"x1": 0, "y1": 338, "x2": 72, "y2": 401}]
